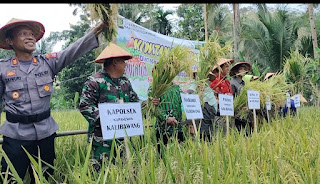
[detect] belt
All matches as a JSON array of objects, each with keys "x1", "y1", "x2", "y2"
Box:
[{"x1": 6, "y1": 109, "x2": 51, "y2": 124}]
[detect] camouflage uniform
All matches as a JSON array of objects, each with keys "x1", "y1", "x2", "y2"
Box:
[{"x1": 79, "y1": 71, "x2": 139, "y2": 167}]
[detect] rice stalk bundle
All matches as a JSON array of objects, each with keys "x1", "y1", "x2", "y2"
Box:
[
  {"x1": 283, "y1": 50, "x2": 310, "y2": 94},
  {"x1": 86, "y1": 4, "x2": 120, "y2": 42},
  {"x1": 143, "y1": 44, "x2": 194, "y2": 117},
  {"x1": 234, "y1": 73, "x2": 293, "y2": 120},
  {"x1": 195, "y1": 37, "x2": 232, "y2": 105}
]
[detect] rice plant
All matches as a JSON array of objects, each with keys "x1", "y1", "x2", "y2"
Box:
[
  {"x1": 0, "y1": 107, "x2": 319, "y2": 183},
  {"x1": 195, "y1": 36, "x2": 232, "y2": 105},
  {"x1": 143, "y1": 44, "x2": 194, "y2": 119},
  {"x1": 85, "y1": 4, "x2": 120, "y2": 42}
]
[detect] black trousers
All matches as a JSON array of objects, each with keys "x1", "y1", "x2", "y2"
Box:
[
  {"x1": 155, "y1": 130, "x2": 184, "y2": 158},
  {"x1": 1, "y1": 133, "x2": 56, "y2": 183}
]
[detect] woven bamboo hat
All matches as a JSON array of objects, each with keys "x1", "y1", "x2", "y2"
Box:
[
  {"x1": 229, "y1": 62, "x2": 252, "y2": 77},
  {"x1": 0, "y1": 18, "x2": 45, "y2": 50},
  {"x1": 243, "y1": 74, "x2": 259, "y2": 84},
  {"x1": 94, "y1": 42, "x2": 133, "y2": 63},
  {"x1": 264, "y1": 72, "x2": 277, "y2": 80},
  {"x1": 290, "y1": 94, "x2": 307, "y2": 103},
  {"x1": 212, "y1": 58, "x2": 234, "y2": 72}
]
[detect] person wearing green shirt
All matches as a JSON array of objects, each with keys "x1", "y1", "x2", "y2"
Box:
[{"x1": 148, "y1": 83, "x2": 185, "y2": 156}]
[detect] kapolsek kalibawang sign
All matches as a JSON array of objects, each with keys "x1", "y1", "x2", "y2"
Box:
[{"x1": 115, "y1": 15, "x2": 204, "y2": 100}]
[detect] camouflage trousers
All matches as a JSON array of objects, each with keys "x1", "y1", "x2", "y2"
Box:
[{"x1": 88, "y1": 135, "x2": 124, "y2": 172}]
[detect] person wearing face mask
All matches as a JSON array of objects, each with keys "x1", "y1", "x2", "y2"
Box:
[{"x1": 229, "y1": 62, "x2": 252, "y2": 97}]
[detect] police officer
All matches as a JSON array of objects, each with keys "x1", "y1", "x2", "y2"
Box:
[{"x1": 0, "y1": 18, "x2": 107, "y2": 183}]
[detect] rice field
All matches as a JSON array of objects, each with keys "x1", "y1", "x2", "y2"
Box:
[{"x1": 0, "y1": 106, "x2": 320, "y2": 183}]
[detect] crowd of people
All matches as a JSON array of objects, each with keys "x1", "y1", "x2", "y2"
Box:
[{"x1": 0, "y1": 17, "x2": 306, "y2": 182}]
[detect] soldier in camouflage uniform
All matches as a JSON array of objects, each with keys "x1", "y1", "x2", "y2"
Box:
[
  {"x1": 0, "y1": 18, "x2": 107, "y2": 183},
  {"x1": 79, "y1": 43, "x2": 140, "y2": 171}
]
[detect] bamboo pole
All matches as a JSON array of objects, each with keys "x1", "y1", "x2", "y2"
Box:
[
  {"x1": 253, "y1": 109, "x2": 257, "y2": 133},
  {"x1": 192, "y1": 119, "x2": 198, "y2": 136}
]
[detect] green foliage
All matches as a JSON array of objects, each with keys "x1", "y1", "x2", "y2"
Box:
[
  {"x1": 283, "y1": 49, "x2": 311, "y2": 94},
  {"x1": 55, "y1": 15, "x2": 97, "y2": 103},
  {"x1": 2, "y1": 107, "x2": 320, "y2": 183},
  {"x1": 0, "y1": 49, "x2": 15, "y2": 59},
  {"x1": 174, "y1": 4, "x2": 205, "y2": 41},
  {"x1": 74, "y1": 92, "x2": 79, "y2": 109},
  {"x1": 240, "y1": 4, "x2": 300, "y2": 72},
  {"x1": 151, "y1": 6, "x2": 174, "y2": 35}
]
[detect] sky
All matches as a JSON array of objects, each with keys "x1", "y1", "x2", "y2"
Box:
[
  {"x1": 0, "y1": 3, "x2": 305, "y2": 51},
  {"x1": 0, "y1": 3, "x2": 180, "y2": 51}
]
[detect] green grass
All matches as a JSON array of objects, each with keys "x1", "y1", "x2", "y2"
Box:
[{"x1": 0, "y1": 107, "x2": 320, "y2": 183}]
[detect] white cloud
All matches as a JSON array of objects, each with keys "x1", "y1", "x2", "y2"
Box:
[{"x1": 0, "y1": 3, "x2": 80, "y2": 39}]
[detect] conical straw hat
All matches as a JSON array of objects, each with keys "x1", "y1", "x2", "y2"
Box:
[
  {"x1": 264, "y1": 72, "x2": 276, "y2": 80},
  {"x1": 212, "y1": 58, "x2": 234, "y2": 72},
  {"x1": 94, "y1": 42, "x2": 133, "y2": 63},
  {"x1": 0, "y1": 18, "x2": 45, "y2": 50},
  {"x1": 290, "y1": 94, "x2": 307, "y2": 103},
  {"x1": 229, "y1": 62, "x2": 252, "y2": 77}
]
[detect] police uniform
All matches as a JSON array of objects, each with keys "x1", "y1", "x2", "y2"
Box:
[{"x1": 0, "y1": 30, "x2": 99, "y2": 181}]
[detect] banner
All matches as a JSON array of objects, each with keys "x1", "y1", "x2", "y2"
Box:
[{"x1": 114, "y1": 16, "x2": 204, "y2": 100}]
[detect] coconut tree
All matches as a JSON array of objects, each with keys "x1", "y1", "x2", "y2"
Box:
[
  {"x1": 240, "y1": 4, "x2": 299, "y2": 72},
  {"x1": 151, "y1": 6, "x2": 173, "y2": 35},
  {"x1": 118, "y1": 4, "x2": 153, "y2": 24}
]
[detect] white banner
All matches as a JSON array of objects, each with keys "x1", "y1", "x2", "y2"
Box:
[
  {"x1": 180, "y1": 93, "x2": 203, "y2": 120},
  {"x1": 98, "y1": 102, "x2": 144, "y2": 140},
  {"x1": 115, "y1": 16, "x2": 204, "y2": 100},
  {"x1": 218, "y1": 94, "x2": 234, "y2": 116},
  {"x1": 247, "y1": 90, "x2": 260, "y2": 109}
]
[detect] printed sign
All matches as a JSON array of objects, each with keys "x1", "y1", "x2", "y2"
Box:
[
  {"x1": 265, "y1": 95, "x2": 271, "y2": 110},
  {"x1": 247, "y1": 90, "x2": 260, "y2": 109},
  {"x1": 181, "y1": 93, "x2": 203, "y2": 120},
  {"x1": 218, "y1": 94, "x2": 234, "y2": 116},
  {"x1": 98, "y1": 102, "x2": 144, "y2": 140},
  {"x1": 286, "y1": 92, "x2": 291, "y2": 108},
  {"x1": 294, "y1": 94, "x2": 301, "y2": 108}
]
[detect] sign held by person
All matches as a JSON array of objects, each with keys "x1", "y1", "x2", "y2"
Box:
[
  {"x1": 247, "y1": 90, "x2": 260, "y2": 109},
  {"x1": 181, "y1": 93, "x2": 203, "y2": 120},
  {"x1": 218, "y1": 94, "x2": 234, "y2": 116},
  {"x1": 98, "y1": 102, "x2": 144, "y2": 140},
  {"x1": 294, "y1": 94, "x2": 301, "y2": 108}
]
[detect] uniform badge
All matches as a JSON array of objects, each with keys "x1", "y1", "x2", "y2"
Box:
[
  {"x1": 46, "y1": 52, "x2": 58, "y2": 59},
  {"x1": 12, "y1": 91, "x2": 19, "y2": 99},
  {"x1": 32, "y1": 57, "x2": 38, "y2": 64},
  {"x1": 6, "y1": 69, "x2": 17, "y2": 77},
  {"x1": 44, "y1": 85, "x2": 50, "y2": 91},
  {"x1": 12, "y1": 58, "x2": 18, "y2": 65}
]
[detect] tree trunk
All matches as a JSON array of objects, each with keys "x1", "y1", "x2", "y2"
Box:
[
  {"x1": 233, "y1": 4, "x2": 240, "y2": 61},
  {"x1": 204, "y1": 4, "x2": 208, "y2": 42},
  {"x1": 149, "y1": 4, "x2": 153, "y2": 30},
  {"x1": 308, "y1": 4, "x2": 319, "y2": 60}
]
